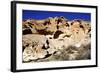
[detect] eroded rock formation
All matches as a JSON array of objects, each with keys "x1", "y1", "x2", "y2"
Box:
[{"x1": 22, "y1": 16, "x2": 91, "y2": 62}]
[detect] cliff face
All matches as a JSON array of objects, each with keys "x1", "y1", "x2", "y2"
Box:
[{"x1": 22, "y1": 16, "x2": 91, "y2": 62}]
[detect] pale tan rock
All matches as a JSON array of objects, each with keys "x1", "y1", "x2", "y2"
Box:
[{"x1": 22, "y1": 17, "x2": 91, "y2": 62}]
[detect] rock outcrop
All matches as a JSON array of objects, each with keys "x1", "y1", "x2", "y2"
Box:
[{"x1": 22, "y1": 16, "x2": 91, "y2": 62}]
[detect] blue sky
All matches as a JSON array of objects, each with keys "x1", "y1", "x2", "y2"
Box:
[{"x1": 23, "y1": 10, "x2": 91, "y2": 21}]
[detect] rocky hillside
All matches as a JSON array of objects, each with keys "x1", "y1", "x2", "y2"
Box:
[{"x1": 22, "y1": 16, "x2": 91, "y2": 63}]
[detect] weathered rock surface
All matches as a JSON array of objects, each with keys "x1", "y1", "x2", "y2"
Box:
[{"x1": 22, "y1": 16, "x2": 91, "y2": 62}]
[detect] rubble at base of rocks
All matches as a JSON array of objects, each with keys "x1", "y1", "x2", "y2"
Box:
[{"x1": 22, "y1": 16, "x2": 91, "y2": 63}]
